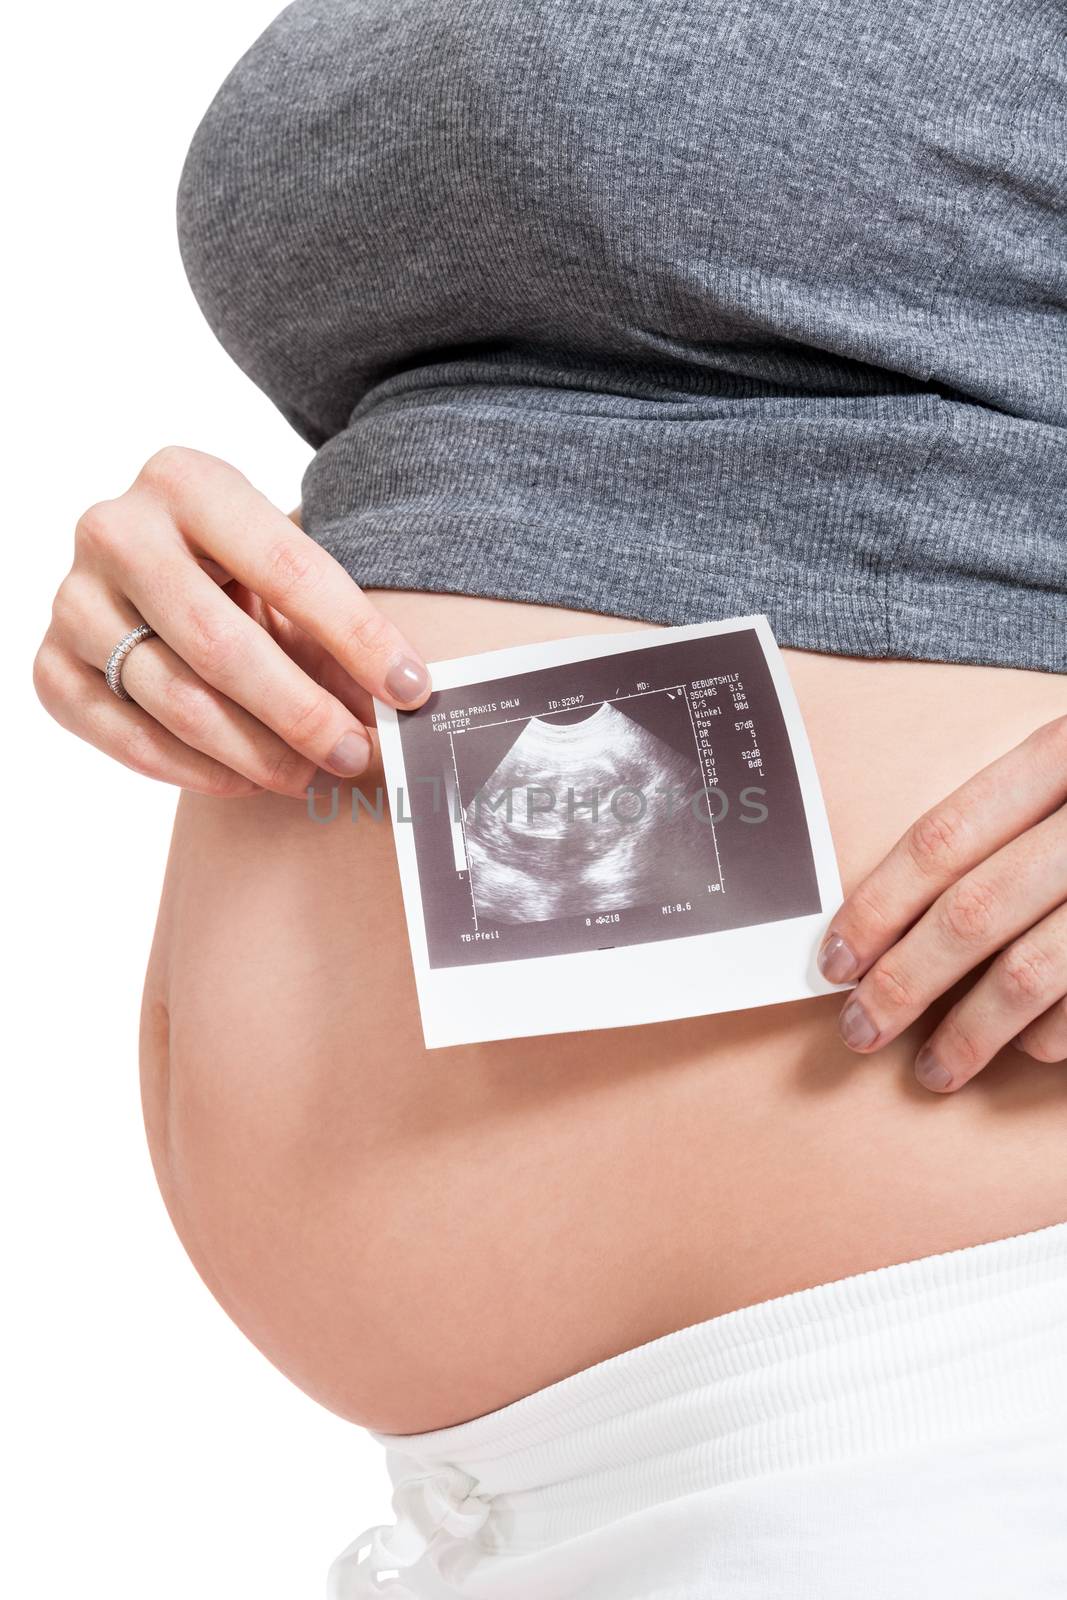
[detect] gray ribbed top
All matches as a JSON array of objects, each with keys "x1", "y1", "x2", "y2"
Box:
[{"x1": 176, "y1": 0, "x2": 1066, "y2": 671}]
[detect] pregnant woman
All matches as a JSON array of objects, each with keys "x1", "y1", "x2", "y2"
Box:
[{"x1": 33, "y1": 3, "x2": 1067, "y2": 1595}]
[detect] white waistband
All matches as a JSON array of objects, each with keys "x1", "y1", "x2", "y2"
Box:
[{"x1": 329, "y1": 1221, "x2": 1067, "y2": 1597}]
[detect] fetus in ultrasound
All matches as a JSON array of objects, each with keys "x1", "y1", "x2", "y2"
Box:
[{"x1": 462, "y1": 701, "x2": 718, "y2": 925}]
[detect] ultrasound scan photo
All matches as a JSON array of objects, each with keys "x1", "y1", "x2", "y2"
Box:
[{"x1": 375, "y1": 616, "x2": 846, "y2": 1046}]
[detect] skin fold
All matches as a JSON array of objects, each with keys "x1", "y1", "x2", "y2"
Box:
[{"x1": 139, "y1": 589, "x2": 1067, "y2": 1436}]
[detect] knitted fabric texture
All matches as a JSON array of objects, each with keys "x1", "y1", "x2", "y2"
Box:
[{"x1": 177, "y1": 0, "x2": 1067, "y2": 671}]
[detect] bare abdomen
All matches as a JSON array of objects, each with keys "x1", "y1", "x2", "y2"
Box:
[{"x1": 140, "y1": 591, "x2": 1067, "y2": 1434}]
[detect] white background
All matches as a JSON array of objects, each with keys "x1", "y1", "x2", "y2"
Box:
[{"x1": 4, "y1": 5, "x2": 394, "y2": 1594}]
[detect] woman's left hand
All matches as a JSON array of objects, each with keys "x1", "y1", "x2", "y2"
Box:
[{"x1": 817, "y1": 713, "x2": 1067, "y2": 1092}]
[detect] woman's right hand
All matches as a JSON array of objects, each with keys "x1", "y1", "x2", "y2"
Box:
[{"x1": 33, "y1": 446, "x2": 432, "y2": 797}]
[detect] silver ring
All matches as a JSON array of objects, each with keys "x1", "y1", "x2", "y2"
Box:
[{"x1": 104, "y1": 622, "x2": 157, "y2": 701}]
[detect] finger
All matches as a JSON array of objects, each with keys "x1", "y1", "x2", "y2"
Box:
[
  {"x1": 120, "y1": 634, "x2": 327, "y2": 799},
  {"x1": 264, "y1": 605, "x2": 377, "y2": 728},
  {"x1": 206, "y1": 581, "x2": 377, "y2": 727},
  {"x1": 70, "y1": 540, "x2": 378, "y2": 780},
  {"x1": 33, "y1": 641, "x2": 259, "y2": 798},
  {"x1": 55, "y1": 575, "x2": 323, "y2": 797},
  {"x1": 836, "y1": 804, "x2": 1067, "y2": 1054},
  {"x1": 136, "y1": 448, "x2": 432, "y2": 708},
  {"x1": 911, "y1": 901, "x2": 1067, "y2": 1091},
  {"x1": 1015, "y1": 996, "x2": 1067, "y2": 1065},
  {"x1": 817, "y1": 715, "x2": 1067, "y2": 984}
]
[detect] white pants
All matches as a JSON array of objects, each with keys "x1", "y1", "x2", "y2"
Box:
[{"x1": 329, "y1": 1222, "x2": 1067, "y2": 1598}]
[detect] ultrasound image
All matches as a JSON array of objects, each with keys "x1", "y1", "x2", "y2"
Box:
[
  {"x1": 462, "y1": 702, "x2": 716, "y2": 924},
  {"x1": 394, "y1": 627, "x2": 821, "y2": 968}
]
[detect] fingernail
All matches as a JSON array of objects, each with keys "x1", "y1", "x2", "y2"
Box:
[
  {"x1": 326, "y1": 730, "x2": 372, "y2": 776},
  {"x1": 385, "y1": 654, "x2": 430, "y2": 705},
  {"x1": 839, "y1": 998, "x2": 879, "y2": 1050},
  {"x1": 818, "y1": 932, "x2": 859, "y2": 984},
  {"x1": 914, "y1": 1046, "x2": 953, "y2": 1091}
]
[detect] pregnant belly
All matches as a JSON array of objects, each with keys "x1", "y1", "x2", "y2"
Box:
[{"x1": 140, "y1": 591, "x2": 1067, "y2": 1435}]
